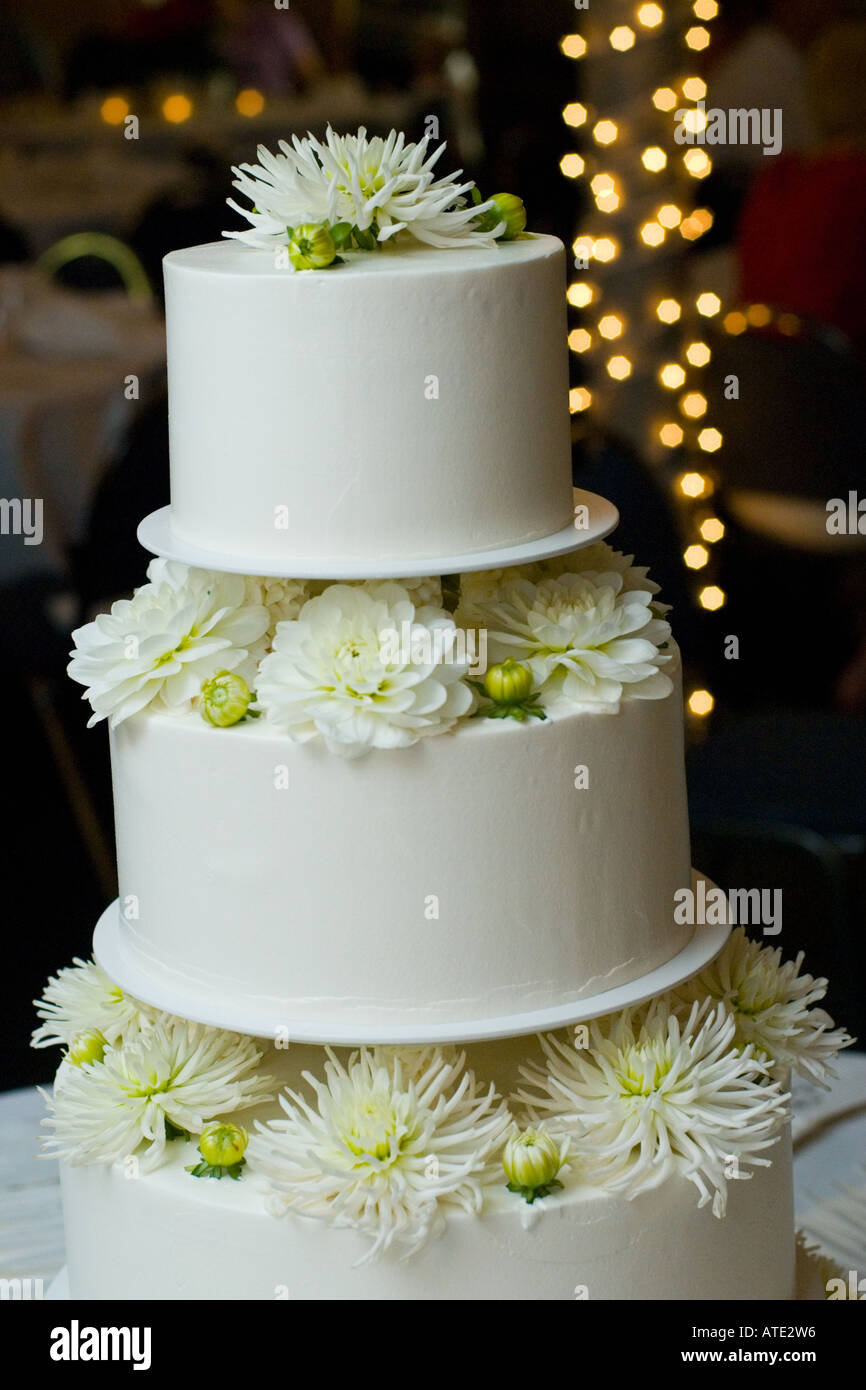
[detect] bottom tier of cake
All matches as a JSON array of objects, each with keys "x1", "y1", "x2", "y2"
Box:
[{"x1": 60, "y1": 1129, "x2": 795, "y2": 1301}]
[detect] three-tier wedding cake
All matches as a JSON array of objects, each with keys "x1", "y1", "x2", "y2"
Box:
[{"x1": 35, "y1": 129, "x2": 849, "y2": 1300}]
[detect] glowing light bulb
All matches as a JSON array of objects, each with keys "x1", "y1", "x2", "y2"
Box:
[
  {"x1": 688, "y1": 689, "x2": 715, "y2": 715},
  {"x1": 698, "y1": 427, "x2": 723, "y2": 452},
  {"x1": 686, "y1": 341, "x2": 711, "y2": 367},
  {"x1": 569, "y1": 386, "x2": 592, "y2": 413},
  {"x1": 560, "y1": 34, "x2": 587, "y2": 58},
  {"x1": 598, "y1": 314, "x2": 624, "y2": 339},
  {"x1": 657, "y1": 204, "x2": 682, "y2": 228},
  {"x1": 652, "y1": 87, "x2": 678, "y2": 111},
  {"x1": 746, "y1": 302, "x2": 772, "y2": 327},
  {"x1": 682, "y1": 77, "x2": 707, "y2": 100},
  {"x1": 656, "y1": 298, "x2": 681, "y2": 323},
  {"x1": 684, "y1": 544, "x2": 710, "y2": 569},
  {"x1": 700, "y1": 517, "x2": 725, "y2": 543},
  {"x1": 563, "y1": 103, "x2": 588, "y2": 127},
  {"x1": 659, "y1": 363, "x2": 686, "y2": 389},
  {"x1": 593, "y1": 237, "x2": 618, "y2": 262},
  {"x1": 642, "y1": 146, "x2": 667, "y2": 172},
  {"x1": 567, "y1": 282, "x2": 594, "y2": 308},
  {"x1": 684, "y1": 149, "x2": 712, "y2": 178},
  {"x1": 596, "y1": 191, "x2": 621, "y2": 213},
  {"x1": 640, "y1": 221, "x2": 665, "y2": 247},
  {"x1": 685, "y1": 25, "x2": 711, "y2": 50},
  {"x1": 162, "y1": 93, "x2": 193, "y2": 124},
  {"x1": 696, "y1": 292, "x2": 721, "y2": 317},
  {"x1": 659, "y1": 422, "x2": 684, "y2": 447},
  {"x1": 609, "y1": 26, "x2": 636, "y2": 50},
  {"x1": 607, "y1": 355, "x2": 632, "y2": 380},
  {"x1": 560, "y1": 153, "x2": 585, "y2": 179},
  {"x1": 569, "y1": 328, "x2": 593, "y2": 353},
  {"x1": 679, "y1": 471, "x2": 708, "y2": 497},
  {"x1": 573, "y1": 235, "x2": 594, "y2": 260},
  {"x1": 638, "y1": 4, "x2": 664, "y2": 27},
  {"x1": 235, "y1": 88, "x2": 265, "y2": 118},
  {"x1": 693, "y1": 0, "x2": 718, "y2": 19},
  {"x1": 593, "y1": 119, "x2": 619, "y2": 145},
  {"x1": 699, "y1": 585, "x2": 726, "y2": 611},
  {"x1": 680, "y1": 391, "x2": 708, "y2": 418},
  {"x1": 681, "y1": 108, "x2": 708, "y2": 135},
  {"x1": 723, "y1": 310, "x2": 747, "y2": 335},
  {"x1": 100, "y1": 95, "x2": 130, "y2": 125},
  {"x1": 591, "y1": 173, "x2": 616, "y2": 196}
]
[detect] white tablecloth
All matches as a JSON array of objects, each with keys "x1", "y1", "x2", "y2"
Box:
[
  {"x1": 0, "y1": 284, "x2": 165, "y2": 583},
  {"x1": 2, "y1": 1054, "x2": 864, "y2": 1289}
]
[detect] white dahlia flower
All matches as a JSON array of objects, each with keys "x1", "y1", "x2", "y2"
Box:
[
  {"x1": 472, "y1": 570, "x2": 672, "y2": 711},
  {"x1": 225, "y1": 126, "x2": 501, "y2": 254},
  {"x1": 249, "y1": 1047, "x2": 512, "y2": 1262},
  {"x1": 457, "y1": 544, "x2": 664, "y2": 625},
  {"x1": 255, "y1": 582, "x2": 473, "y2": 758},
  {"x1": 308, "y1": 575, "x2": 443, "y2": 608},
  {"x1": 32, "y1": 957, "x2": 157, "y2": 1050},
  {"x1": 42, "y1": 1020, "x2": 273, "y2": 1172},
  {"x1": 516, "y1": 1000, "x2": 788, "y2": 1217},
  {"x1": 68, "y1": 560, "x2": 269, "y2": 728},
  {"x1": 675, "y1": 928, "x2": 854, "y2": 1087}
]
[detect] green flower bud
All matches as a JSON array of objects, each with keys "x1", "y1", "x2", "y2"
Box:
[
  {"x1": 503, "y1": 1127, "x2": 566, "y2": 1201},
  {"x1": 198, "y1": 1123, "x2": 249, "y2": 1168},
  {"x1": 483, "y1": 193, "x2": 527, "y2": 240},
  {"x1": 199, "y1": 671, "x2": 252, "y2": 727},
  {"x1": 67, "y1": 1030, "x2": 107, "y2": 1068},
  {"x1": 484, "y1": 659, "x2": 534, "y2": 705},
  {"x1": 288, "y1": 223, "x2": 337, "y2": 271}
]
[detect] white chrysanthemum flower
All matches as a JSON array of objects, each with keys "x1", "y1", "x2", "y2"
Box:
[
  {"x1": 225, "y1": 126, "x2": 501, "y2": 254},
  {"x1": 32, "y1": 958, "x2": 157, "y2": 1050},
  {"x1": 516, "y1": 1000, "x2": 788, "y2": 1217},
  {"x1": 255, "y1": 582, "x2": 473, "y2": 758},
  {"x1": 471, "y1": 571, "x2": 672, "y2": 712},
  {"x1": 307, "y1": 575, "x2": 443, "y2": 608},
  {"x1": 243, "y1": 575, "x2": 312, "y2": 633},
  {"x1": 68, "y1": 560, "x2": 269, "y2": 728},
  {"x1": 249, "y1": 1047, "x2": 512, "y2": 1262},
  {"x1": 41, "y1": 1020, "x2": 274, "y2": 1172},
  {"x1": 675, "y1": 928, "x2": 854, "y2": 1087}
]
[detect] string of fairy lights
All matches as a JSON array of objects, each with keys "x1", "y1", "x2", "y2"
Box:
[{"x1": 558, "y1": 1, "x2": 750, "y2": 720}]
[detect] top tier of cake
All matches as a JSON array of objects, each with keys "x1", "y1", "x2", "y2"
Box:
[{"x1": 162, "y1": 235, "x2": 574, "y2": 571}]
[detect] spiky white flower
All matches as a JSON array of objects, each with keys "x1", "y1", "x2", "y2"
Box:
[
  {"x1": 41, "y1": 1020, "x2": 274, "y2": 1172},
  {"x1": 68, "y1": 560, "x2": 269, "y2": 728},
  {"x1": 249, "y1": 1047, "x2": 512, "y2": 1262},
  {"x1": 308, "y1": 575, "x2": 443, "y2": 608},
  {"x1": 225, "y1": 126, "x2": 501, "y2": 254},
  {"x1": 471, "y1": 570, "x2": 672, "y2": 712},
  {"x1": 255, "y1": 582, "x2": 473, "y2": 758},
  {"x1": 32, "y1": 958, "x2": 157, "y2": 1050},
  {"x1": 675, "y1": 928, "x2": 854, "y2": 1086},
  {"x1": 516, "y1": 1000, "x2": 788, "y2": 1217}
]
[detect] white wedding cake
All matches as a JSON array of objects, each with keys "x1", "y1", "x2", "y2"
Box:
[{"x1": 36, "y1": 129, "x2": 850, "y2": 1301}]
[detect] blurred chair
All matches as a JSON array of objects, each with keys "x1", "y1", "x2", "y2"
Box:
[
  {"x1": 36, "y1": 234, "x2": 153, "y2": 300},
  {"x1": 688, "y1": 709, "x2": 866, "y2": 1038},
  {"x1": 707, "y1": 320, "x2": 866, "y2": 545}
]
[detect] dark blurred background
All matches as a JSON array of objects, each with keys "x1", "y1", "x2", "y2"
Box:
[{"x1": 1, "y1": 0, "x2": 864, "y2": 1084}]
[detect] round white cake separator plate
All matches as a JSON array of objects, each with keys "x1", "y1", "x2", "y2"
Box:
[
  {"x1": 93, "y1": 869, "x2": 730, "y2": 1046},
  {"x1": 136, "y1": 489, "x2": 619, "y2": 579}
]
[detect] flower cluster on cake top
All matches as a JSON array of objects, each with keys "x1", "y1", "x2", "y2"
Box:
[
  {"x1": 34, "y1": 933, "x2": 852, "y2": 1261},
  {"x1": 67, "y1": 542, "x2": 676, "y2": 757},
  {"x1": 224, "y1": 126, "x2": 527, "y2": 268}
]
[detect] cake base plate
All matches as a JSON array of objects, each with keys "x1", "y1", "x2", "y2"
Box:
[
  {"x1": 136, "y1": 489, "x2": 619, "y2": 579},
  {"x1": 93, "y1": 871, "x2": 729, "y2": 1045}
]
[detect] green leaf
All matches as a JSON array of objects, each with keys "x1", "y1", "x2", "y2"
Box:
[
  {"x1": 330, "y1": 222, "x2": 353, "y2": 247},
  {"x1": 165, "y1": 1118, "x2": 189, "y2": 1142},
  {"x1": 471, "y1": 186, "x2": 483, "y2": 206},
  {"x1": 285, "y1": 225, "x2": 294, "y2": 241}
]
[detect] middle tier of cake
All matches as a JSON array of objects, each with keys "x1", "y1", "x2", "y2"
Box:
[{"x1": 105, "y1": 649, "x2": 693, "y2": 1032}]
